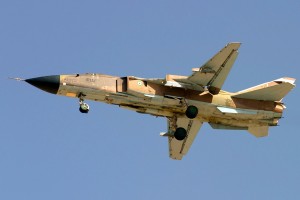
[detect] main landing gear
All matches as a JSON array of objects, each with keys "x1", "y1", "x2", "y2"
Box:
[
  {"x1": 180, "y1": 99, "x2": 198, "y2": 119},
  {"x1": 185, "y1": 105, "x2": 198, "y2": 119},
  {"x1": 161, "y1": 126, "x2": 188, "y2": 141},
  {"x1": 174, "y1": 127, "x2": 187, "y2": 141},
  {"x1": 172, "y1": 105, "x2": 198, "y2": 141}
]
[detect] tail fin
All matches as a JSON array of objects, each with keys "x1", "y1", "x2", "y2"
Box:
[
  {"x1": 248, "y1": 126, "x2": 269, "y2": 137},
  {"x1": 232, "y1": 77, "x2": 296, "y2": 101}
]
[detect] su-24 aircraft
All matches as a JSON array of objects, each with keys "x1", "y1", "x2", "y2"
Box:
[{"x1": 15, "y1": 42, "x2": 296, "y2": 160}]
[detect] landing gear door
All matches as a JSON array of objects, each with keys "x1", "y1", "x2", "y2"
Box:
[{"x1": 117, "y1": 77, "x2": 127, "y2": 92}]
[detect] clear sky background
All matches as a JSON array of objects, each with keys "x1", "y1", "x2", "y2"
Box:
[{"x1": 1, "y1": 1, "x2": 299, "y2": 199}]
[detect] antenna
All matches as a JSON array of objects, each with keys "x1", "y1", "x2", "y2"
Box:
[{"x1": 9, "y1": 77, "x2": 25, "y2": 81}]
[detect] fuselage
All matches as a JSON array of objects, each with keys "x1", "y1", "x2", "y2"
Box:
[{"x1": 53, "y1": 73, "x2": 283, "y2": 128}]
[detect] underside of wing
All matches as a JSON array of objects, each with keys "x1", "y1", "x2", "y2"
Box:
[
  {"x1": 188, "y1": 42, "x2": 241, "y2": 94},
  {"x1": 167, "y1": 117, "x2": 203, "y2": 160}
]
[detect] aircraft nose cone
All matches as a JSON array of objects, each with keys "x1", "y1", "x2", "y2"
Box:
[{"x1": 25, "y1": 75, "x2": 60, "y2": 94}]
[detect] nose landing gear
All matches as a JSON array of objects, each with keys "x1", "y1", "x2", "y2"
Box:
[
  {"x1": 78, "y1": 93, "x2": 89, "y2": 113},
  {"x1": 79, "y1": 100, "x2": 89, "y2": 113}
]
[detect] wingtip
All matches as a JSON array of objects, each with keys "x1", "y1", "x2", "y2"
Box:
[
  {"x1": 230, "y1": 41, "x2": 242, "y2": 44},
  {"x1": 226, "y1": 42, "x2": 242, "y2": 50},
  {"x1": 227, "y1": 42, "x2": 242, "y2": 49},
  {"x1": 274, "y1": 77, "x2": 296, "y2": 85}
]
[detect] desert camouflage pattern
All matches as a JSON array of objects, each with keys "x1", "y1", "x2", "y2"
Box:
[{"x1": 23, "y1": 43, "x2": 296, "y2": 160}]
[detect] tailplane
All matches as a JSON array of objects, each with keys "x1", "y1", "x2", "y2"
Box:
[{"x1": 232, "y1": 77, "x2": 296, "y2": 101}]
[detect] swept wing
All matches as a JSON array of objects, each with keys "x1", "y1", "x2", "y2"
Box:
[
  {"x1": 166, "y1": 117, "x2": 203, "y2": 160},
  {"x1": 187, "y1": 42, "x2": 241, "y2": 94}
]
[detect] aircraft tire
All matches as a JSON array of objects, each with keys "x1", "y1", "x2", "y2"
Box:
[
  {"x1": 79, "y1": 103, "x2": 89, "y2": 113},
  {"x1": 174, "y1": 127, "x2": 187, "y2": 141},
  {"x1": 185, "y1": 105, "x2": 198, "y2": 119}
]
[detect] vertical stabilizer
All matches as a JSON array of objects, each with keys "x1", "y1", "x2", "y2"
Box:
[{"x1": 248, "y1": 126, "x2": 269, "y2": 137}]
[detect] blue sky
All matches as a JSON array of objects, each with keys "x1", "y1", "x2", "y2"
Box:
[{"x1": 1, "y1": 1, "x2": 299, "y2": 199}]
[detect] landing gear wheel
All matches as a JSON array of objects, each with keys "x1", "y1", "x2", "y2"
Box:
[
  {"x1": 185, "y1": 105, "x2": 198, "y2": 119},
  {"x1": 174, "y1": 127, "x2": 187, "y2": 141},
  {"x1": 79, "y1": 102, "x2": 89, "y2": 114}
]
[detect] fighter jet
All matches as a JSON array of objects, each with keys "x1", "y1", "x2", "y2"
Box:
[{"x1": 18, "y1": 43, "x2": 296, "y2": 160}]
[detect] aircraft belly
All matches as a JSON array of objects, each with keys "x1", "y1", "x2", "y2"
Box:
[
  {"x1": 57, "y1": 85, "x2": 107, "y2": 101},
  {"x1": 58, "y1": 84, "x2": 282, "y2": 126}
]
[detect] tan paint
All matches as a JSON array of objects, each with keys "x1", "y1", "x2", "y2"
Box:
[
  {"x1": 24, "y1": 42, "x2": 296, "y2": 160},
  {"x1": 56, "y1": 73, "x2": 288, "y2": 137},
  {"x1": 66, "y1": 92, "x2": 77, "y2": 97},
  {"x1": 59, "y1": 73, "x2": 284, "y2": 116}
]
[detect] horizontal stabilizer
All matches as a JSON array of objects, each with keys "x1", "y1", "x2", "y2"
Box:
[{"x1": 232, "y1": 77, "x2": 296, "y2": 101}]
